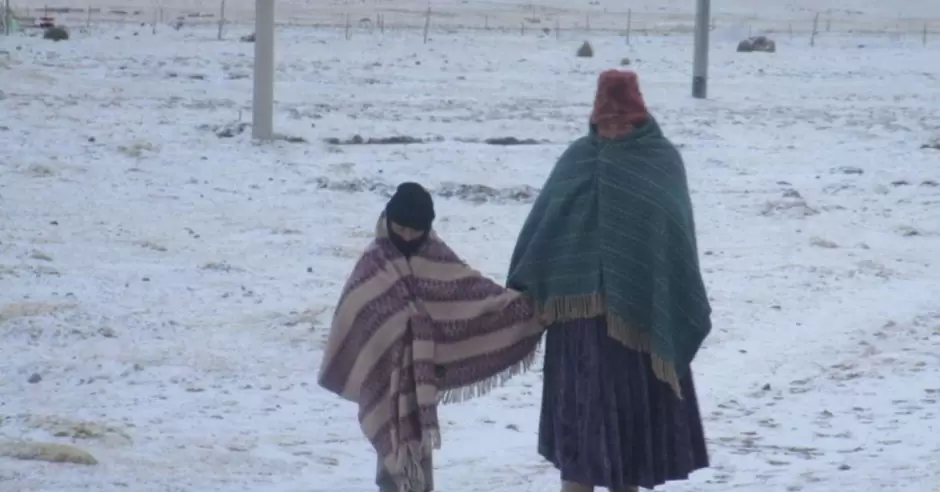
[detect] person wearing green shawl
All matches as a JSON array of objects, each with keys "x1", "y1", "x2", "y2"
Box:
[{"x1": 506, "y1": 70, "x2": 711, "y2": 492}]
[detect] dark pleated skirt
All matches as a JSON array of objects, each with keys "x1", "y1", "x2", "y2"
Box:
[{"x1": 538, "y1": 317, "x2": 709, "y2": 490}]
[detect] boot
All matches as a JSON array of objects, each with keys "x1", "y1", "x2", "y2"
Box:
[
  {"x1": 561, "y1": 481, "x2": 594, "y2": 492},
  {"x1": 376, "y1": 470, "x2": 397, "y2": 492},
  {"x1": 560, "y1": 481, "x2": 640, "y2": 492}
]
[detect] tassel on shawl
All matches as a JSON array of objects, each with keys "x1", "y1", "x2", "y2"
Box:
[
  {"x1": 534, "y1": 293, "x2": 684, "y2": 399},
  {"x1": 394, "y1": 429, "x2": 440, "y2": 492}
]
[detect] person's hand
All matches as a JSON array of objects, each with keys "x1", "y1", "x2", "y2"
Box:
[{"x1": 507, "y1": 280, "x2": 527, "y2": 293}]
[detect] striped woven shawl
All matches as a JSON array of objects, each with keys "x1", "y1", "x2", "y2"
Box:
[
  {"x1": 506, "y1": 119, "x2": 712, "y2": 398},
  {"x1": 318, "y1": 215, "x2": 543, "y2": 492}
]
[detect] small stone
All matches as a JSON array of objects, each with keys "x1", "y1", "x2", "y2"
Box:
[
  {"x1": 28, "y1": 373, "x2": 42, "y2": 384},
  {"x1": 576, "y1": 40, "x2": 594, "y2": 58},
  {"x1": 810, "y1": 237, "x2": 839, "y2": 249},
  {"x1": 30, "y1": 250, "x2": 53, "y2": 262},
  {"x1": 833, "y1": 166, "x2": 864, "y2": 175},
  {"x1": 736, "y1": 35, "x2": 776, "y2": 53}
]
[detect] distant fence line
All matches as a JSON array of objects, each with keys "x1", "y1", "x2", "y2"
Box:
[{"x1": 5, "y1": 3, "x2": 940, "y2": 39}]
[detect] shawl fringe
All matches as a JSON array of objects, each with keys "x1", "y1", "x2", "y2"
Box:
[
  {"x1": 534, "y1": 293, "x2": 683, "y2": 399},
  {"x1": 439, "y1": 342, "x2": 541, "y2": 405},
  {"x1": 396, "y1": 430, "x2": 440, "y2": 492}
]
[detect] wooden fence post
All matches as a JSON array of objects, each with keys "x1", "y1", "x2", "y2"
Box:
[
  {"x1": 217, "y1": 0, "x2": 226, "y2": 40},
  {"x1": 810, "y1": 12, "x2": 820, "y2": 46},
  {"x1": 422, "y1": 7, "x2": 430, "y2": 43},
  {"x1": 625, "y1": 9, "x2": 632, "y2": 44}
]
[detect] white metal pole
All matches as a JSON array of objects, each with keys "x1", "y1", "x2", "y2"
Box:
[
  {"x1": 252, "y1": 0, "x2": 275, "y2": 140},
  {"x1": 692, "y1": 0, "x2": 710, "y2": 98}
]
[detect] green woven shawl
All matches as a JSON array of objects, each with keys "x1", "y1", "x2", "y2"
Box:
[{"x1": 506, "y1": 119, "x2": 711, "y2": 395}]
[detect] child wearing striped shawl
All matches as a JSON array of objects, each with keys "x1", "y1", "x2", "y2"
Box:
[{"x1": 319, "y1": 182, "x2": 544, "y2": 492}]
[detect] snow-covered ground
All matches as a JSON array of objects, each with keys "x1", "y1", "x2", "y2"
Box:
[
  {"x1": 2, "y1": 17, "x2": 940, "y2": 492},
  {"x1": 15, "y1": 0, "x2": 940, "y2": 33}
]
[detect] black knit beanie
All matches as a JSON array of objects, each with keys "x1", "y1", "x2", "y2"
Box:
[{"x1": 385, "y1": 182, "x2": 435, "y2": 231}]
